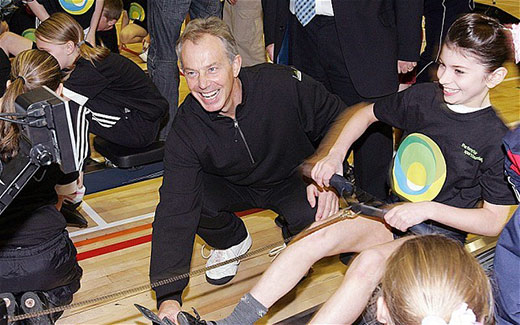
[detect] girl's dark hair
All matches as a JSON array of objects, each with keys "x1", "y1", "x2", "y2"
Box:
[
  {"x1": 0, "y1": 50, "x2": 62, "y2": 161},
  {"x1": 444, "y1": 13, "x2": 509, "y2": 72}
]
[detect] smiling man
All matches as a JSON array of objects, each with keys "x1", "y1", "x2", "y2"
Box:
[{"x1": 149, "y1": 17, "x2": 347, "y2": 322}]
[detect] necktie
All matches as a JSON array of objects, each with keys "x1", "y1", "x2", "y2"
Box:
[{"x1": 295, "y1": 0, "x2": 316, "y2": 27}]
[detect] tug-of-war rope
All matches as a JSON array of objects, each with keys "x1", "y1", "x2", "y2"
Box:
[{"x1": 8, "y1": 208, "x2": 361, "y2": 323}]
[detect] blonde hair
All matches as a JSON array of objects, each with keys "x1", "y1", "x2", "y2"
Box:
[
  {"x1": 176, "y1": 17, "x2": 239, "y2": 69},
  {"x1": 0, "y1": 49, "x2": 62, "y2": 161},
  {"x1": 381, "y1": 235, "x2": 493, "y2": 324},
  {"x1": 35, "y1": 12, "x2": 110, "y2": 66}
]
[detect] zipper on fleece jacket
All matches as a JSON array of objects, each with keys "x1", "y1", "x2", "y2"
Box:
[{"x1": 232, "y1": 118, "x2": 255, "y2": 164}]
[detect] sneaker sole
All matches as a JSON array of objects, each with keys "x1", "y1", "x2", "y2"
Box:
[{"x1": 205, "y1": 274, "x2": 235, "y2": 286}]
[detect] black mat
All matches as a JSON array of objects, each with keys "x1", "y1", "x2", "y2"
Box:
[{"x1": 83, "y1": 161, "x2": 163, "y2": 194}]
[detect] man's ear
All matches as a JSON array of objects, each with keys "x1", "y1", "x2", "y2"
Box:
[
  {"x1": 232, "y1": 54, "x2": 242, "y2": 77},
  {"x1": 486, "y1": 66, "x2": 507, "y2": 89},
  {"x1": 376, "y1": 296, "x2": 391, "y2": 324}
]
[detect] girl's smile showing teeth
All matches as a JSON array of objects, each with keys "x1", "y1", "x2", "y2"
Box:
[{"x1": 442, "y1": 87, "x2": 458, "y2": 96}]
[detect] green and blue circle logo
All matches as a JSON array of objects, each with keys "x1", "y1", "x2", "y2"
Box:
[
  {"x1": 59, "y1": 0, "x2": 94, "y2": 15},
  {"x1": 391, "y1": 133, "x2": 446, "y2": 202},
  {"x1": 128, "y1": 2, "x2": 145, "y2": 22}
]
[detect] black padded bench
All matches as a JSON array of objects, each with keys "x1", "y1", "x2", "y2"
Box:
[{"x1": 93, "y1": 136, "x2": 164, "y2": 168}]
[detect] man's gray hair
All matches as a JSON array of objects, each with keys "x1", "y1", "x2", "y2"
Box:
[{"x1": 176, "y1": 17, "x2": 239, "y2": 69}]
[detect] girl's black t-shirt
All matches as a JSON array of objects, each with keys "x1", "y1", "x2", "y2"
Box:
[{"x1": 37, "y1": 0, "x2": 95, "y2": 30}]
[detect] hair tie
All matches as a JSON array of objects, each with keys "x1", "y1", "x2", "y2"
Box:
[
  {"x1": 15, "y1": 76, "x2": 26, "y2": 85},
  {"x1": 77, "y1": 40, "x2": 86, "y2": 47},
  {"x1": 421, "y1": 303, "x2": 481, "y2": 325}
]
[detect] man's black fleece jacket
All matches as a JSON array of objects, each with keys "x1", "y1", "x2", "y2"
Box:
[{"x1": 150, "y1": 63, "x2": 345, "y2": 306}]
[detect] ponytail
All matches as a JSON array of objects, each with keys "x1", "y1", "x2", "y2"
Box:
[
  {"x1": 0, "y1": 78, "x2": 25, "y2": 160},
  {"x1": 0, "y1": 49, "x2": 62, "y2": 161},
  {"x1": 78, "y1": 40, "x2": 110, "y2": 64},
  {"x1": 36, "y1": 12, "x2": 110, "y2": 67}
]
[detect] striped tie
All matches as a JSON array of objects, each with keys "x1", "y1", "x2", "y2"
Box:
[{"x1": 295, "y1": 0, "x2": 316, "y2": 27}]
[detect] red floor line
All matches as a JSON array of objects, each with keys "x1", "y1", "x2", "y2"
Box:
[
  {"x1": 76, "y1": 234, "x2": 152, "y2": 261},
  {"x1": 75, "y1": 208, "x2": 265, "y2": 261}
]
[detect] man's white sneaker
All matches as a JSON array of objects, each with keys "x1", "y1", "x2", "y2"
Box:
[{"x1": 203, "y1": 232, "x2": 252, "y2": 285}]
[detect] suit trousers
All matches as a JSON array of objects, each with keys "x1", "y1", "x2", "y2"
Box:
[{"x1": 290, "y1": 14, "x2": 393, "y2": 199}]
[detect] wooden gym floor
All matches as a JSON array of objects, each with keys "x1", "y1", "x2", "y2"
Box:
[{"x1": 57, "y1": 1, "x2": 519, "y2": 323}]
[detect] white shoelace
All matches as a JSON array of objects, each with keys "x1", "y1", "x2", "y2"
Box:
[{"x1": 268, "y1": 243, "x2": 287, "y2": 260}]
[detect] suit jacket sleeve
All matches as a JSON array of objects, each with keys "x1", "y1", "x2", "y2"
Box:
[
  {"x1": 262, "y1": 0, "x2": 276, "y2": 46},
  {"x1": 395, "y1": 0, "x2": 424, "y2": 62}
]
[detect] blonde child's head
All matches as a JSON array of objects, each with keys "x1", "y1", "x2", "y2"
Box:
[{"x1": 377, "y1": 235, "x2": 493, "y2": 325}]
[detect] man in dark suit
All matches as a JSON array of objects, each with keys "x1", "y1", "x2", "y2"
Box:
[{"x1": 262, "y1": 0, "x2": 423, "y2": 200}]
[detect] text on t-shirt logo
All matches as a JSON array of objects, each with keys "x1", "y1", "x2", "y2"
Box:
[{"x1": 461, "y1": 143, "x2": 483, "y2": 162}]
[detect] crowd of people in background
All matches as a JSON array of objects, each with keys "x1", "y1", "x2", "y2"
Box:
[{"x1": 0, "y1": 0, "x2": 519, "y2": 324}]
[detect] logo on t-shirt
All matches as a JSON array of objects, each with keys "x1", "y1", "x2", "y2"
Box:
[
  {"x1": 59, "y1": 0, "x2": 95, "y2": 15},
  {"x1": 391, "y1": 133, "x2": 447, "y2": 202},
  {"x1": 461, "y1": 143, "x2": 483, "y2": 163}
]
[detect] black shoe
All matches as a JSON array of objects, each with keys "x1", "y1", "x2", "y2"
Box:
[
  {"x1": 177, "y1": 309, "x2": 215, "y2": 325},
  {"x1": 20, "y1": 292, "x2": 53, "y2": 325},
  {"x1": 61, "y1": 202, "x2": 88, "y2": 228},
  {"x1": 274, "y1": 215, "x2": 292, "y2": 241}
]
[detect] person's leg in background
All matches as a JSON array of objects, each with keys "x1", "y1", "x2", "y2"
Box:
[
  {"x1": 223, "y1": 0, "x2": 266, "y2": 67},
  {"x1": 292, "y1": 14, "x2": 393, "y2": 200},
  {"x1": 148, "y1": 0, "x2": 222, "y2": 140},
  {"x1": 147, "y1": 0, "x2": 185, "y2": 140}
]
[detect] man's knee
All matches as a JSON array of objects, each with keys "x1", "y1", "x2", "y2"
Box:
[{"x1": 285, "y1": 213, "x2": 314, "y2": 235}]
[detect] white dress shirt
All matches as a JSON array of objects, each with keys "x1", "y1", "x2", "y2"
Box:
[{"x1": 289, "y1": 0, "x2": 334, "y2": 17}]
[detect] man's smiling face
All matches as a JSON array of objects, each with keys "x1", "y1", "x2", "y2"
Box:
[{"x1": 181, "y1": 34, "x2": 241, "y2": 117}]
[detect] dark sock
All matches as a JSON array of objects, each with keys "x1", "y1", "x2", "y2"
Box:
[{"x1": 216, "y1": 293, "x2": 268, "y2": 325}]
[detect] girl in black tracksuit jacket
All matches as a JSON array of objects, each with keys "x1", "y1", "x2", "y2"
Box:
[{"x1": 35, "y1": 12, "x2": 168, "y2": 148}]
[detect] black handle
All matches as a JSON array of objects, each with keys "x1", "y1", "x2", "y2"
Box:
[
  {"x1": 408, "y1": 223, "x2": 432, "y2": 235},
  {"x1": 330, "y1": 174, "x2": 432, "y2": 236},
  {"x1": 329, "y1": 174, "x2": 354, "y2": 197}
]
